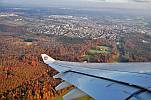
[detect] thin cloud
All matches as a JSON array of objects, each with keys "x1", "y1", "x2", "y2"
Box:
[
  {"x1": 1, "y1": 0, "x2": 151, "y2": 3},
  {"x1": 105, "y1": 0, "x2": 151, "y2": 3},
  {"x1": 82, "y1": 0, "x2": 151, "y2": 3},
  {"x1": 131, "y1": 0, "x2": 151, "y2": 2}
]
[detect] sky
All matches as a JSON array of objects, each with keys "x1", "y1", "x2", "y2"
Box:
[{"x1": 0, "y1": 0, "x2": 151, "y2": 10}]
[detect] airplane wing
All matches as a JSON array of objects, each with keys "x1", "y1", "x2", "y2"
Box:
[{"x1": 41, "y1": 54, "x2": 151, "y2": 100}]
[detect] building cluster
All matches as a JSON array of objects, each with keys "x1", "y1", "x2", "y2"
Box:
[{"x1": 0, "y1": 12, "x2": 151, "y2": 40}]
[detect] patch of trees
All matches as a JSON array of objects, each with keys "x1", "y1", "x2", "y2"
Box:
[
  {"x1": 119, "y1": 33, "x2": 151, "y2": 62},
  {"x1": 0, "y1": 24, "x2": 27, "y2": 33},
  {"x1": 57, "y1": 36, "x2": 85, "y2": 44}
]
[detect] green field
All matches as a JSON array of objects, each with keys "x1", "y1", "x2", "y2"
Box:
[
  {"x1": 88, "y1": 46, "x2": 111, "y2": 54},
  {"x1": 83, "y1": 45, "x2": 111, "y2": 60}
]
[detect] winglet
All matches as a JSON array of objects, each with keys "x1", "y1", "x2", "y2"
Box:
[{"x1": 41, "y1": 54, "x2": 55, "y2": 64}]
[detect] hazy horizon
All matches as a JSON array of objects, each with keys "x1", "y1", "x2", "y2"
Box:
[{"x1": 0, "y1": 0, "x2": 151, "y2": 10}]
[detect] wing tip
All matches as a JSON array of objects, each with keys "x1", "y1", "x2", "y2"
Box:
[{"x1": 41, "y1": 54, "x2": 55, "y2": 64}]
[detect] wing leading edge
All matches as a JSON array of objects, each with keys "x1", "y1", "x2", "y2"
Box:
[{"x1": 41, "y1": 54, "x2": 151, "y2": 100}]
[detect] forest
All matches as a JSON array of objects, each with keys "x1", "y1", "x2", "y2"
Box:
[{"x1": 0, "y1": 30, "x2": 118, "y2": 99}]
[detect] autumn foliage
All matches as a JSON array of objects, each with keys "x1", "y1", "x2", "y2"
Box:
[{"x1": 0, "y1": 32, "x2": 118, "y2": 99}]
